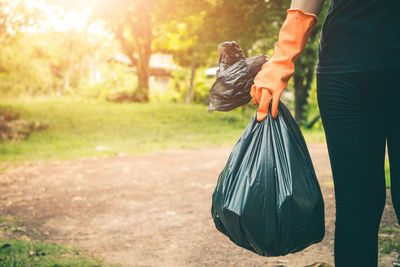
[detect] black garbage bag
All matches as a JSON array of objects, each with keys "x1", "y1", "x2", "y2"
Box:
[
  {"x1": 208, "y1": 41, "x2": 268, "y2": 113},
  {"x1": 211, "y1": 102, "x2": 325, "y2": 256}
]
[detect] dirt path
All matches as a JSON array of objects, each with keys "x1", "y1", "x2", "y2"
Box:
[{"x1": 0, "y1": 143, "x2": 399, "y2": 266}]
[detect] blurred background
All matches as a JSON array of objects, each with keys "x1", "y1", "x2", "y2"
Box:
[{"x1": 0, "y1": 0, "x2": 329, "y2": 162}]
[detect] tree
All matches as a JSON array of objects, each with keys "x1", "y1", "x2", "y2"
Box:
[
  {"x1": 94, "y1": 0, "x2": 167, "y2": 102},
  {"x1": 154, "y1": 1, "x2": 214, "y2": 103},
  {"x1": 198, "y1": 0, "x2": 329, "y2": 123},
  {"x1": 200, "y1": 0, "x2": 289, "y2": 54},
  {"x1": 0, "y1": 0, "x2": 46, "y2": 95},
  {"x1": 157, "y1": 0, "x2": 290, "y2": 103},
  {"x1": 0, "y1": 0, "x2": 41, "y2": 38}
]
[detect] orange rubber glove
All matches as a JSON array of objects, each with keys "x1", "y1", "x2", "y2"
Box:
[{"x1": 250, "y1": 9, "x2": 317, "y2": 121}]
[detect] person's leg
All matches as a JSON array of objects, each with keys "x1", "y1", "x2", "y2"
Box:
[
  {"x1": 316, "y1": 70, "x2": 387, "y2": 267},
  {"x1": 386, "y1": 67, "x2": 400, "y2": 225}
]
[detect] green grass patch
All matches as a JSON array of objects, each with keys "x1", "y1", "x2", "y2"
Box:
[
  {"x1": 0, "y1": 239, "x2": 113, "y2": 267},
  {"x1": 379, "y1": 227, "x2": 400, "y2": 254},
  {"x1": 300, "y1": 128, "x2": 325, "y2": 143},
  {"x1": 0, "y1": 216, "x2": 114, "y2": 267},
  {"x1": 0, "y1": 216, "x2": 22, "y2": 238},
  {"x1": 0, "y1": 97, "x2": 325, "y2": 163},
  {"x1": 385, "y1": 160, "x2": 391, "y2": 188}
]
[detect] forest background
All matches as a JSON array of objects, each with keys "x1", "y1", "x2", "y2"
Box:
[
  {"x1": 0, "y1": 0, "x2": 332, "y2": 162},
  {"x1": 0, "y1": 0, "x2": 330, "y2": 125}
]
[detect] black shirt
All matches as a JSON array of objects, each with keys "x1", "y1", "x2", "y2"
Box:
[{"x1": 316, "y1": 0, "x2": 400, "y2": 74}]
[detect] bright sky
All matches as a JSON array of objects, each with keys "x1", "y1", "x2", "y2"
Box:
[{"x1": 24, "y1": 0, "x2": 106, "y2": 35}]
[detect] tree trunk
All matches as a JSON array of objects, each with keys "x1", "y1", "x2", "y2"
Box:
[
  {"x1": 292, "y1": 13, "x2": 325, "y2": 125},
  {"x1": 63, "y1": 52, "x2": 74, "y2": 93},
  {"x1": 293, "y1": 74, "x2": 307, "y2": 124},
  {"x1": 114, "y1": 9, "x2": 152, "y2": 103},
  {"x1": 185, "y1": 65, "x2": 197, "y2": 104},
  {"x1": 134, "y1": 52, "x2": 150, "y2": 102},
  {"x1": 293, "y1": 66, "x2": 314, "y2": 125},
  {"x1": 132, "y1": 11, "x2": 152, "y2": 103}
]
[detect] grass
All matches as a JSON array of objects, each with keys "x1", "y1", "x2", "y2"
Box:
[
  {"x1": 0, "y1": 216, "x2": 114, "y2": 267},
  {"x1": 376, "y1": 163, "x2": 396, "y2": 255},
  {"x1": 379, "y1": 227, "x2": 400, "y2": 255},
  {"x1": 301, "y1": 128, "x2": 326, "y2": 143},
  {"x1": 0, "y1": 97, "x2": 325, "y2": 163},
  {"x1": 385, "y1": 160, "x2": 391, "y2": 188},
  {"x1": 0, "y1": 240, "x2": 111, "y2": 267}
]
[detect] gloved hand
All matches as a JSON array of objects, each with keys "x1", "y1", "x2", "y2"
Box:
[{"x1": 250, "y1": 9, "x2": 317, "y2": 121}]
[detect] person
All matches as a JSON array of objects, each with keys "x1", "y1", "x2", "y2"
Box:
[{"x1": 250, "y1": 0, "x2": 400, "y2": 266}]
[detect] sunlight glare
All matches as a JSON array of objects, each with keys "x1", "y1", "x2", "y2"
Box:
[{"x1": 25, "y1": 0, "x2": 105, "y2": 35}]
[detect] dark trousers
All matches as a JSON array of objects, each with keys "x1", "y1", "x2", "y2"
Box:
[{"x1": 316, "y1": 67, "x2": 400, "y2": 267}]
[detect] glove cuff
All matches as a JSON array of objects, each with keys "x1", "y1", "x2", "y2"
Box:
[{"x1": 287, "y1": 8, "x2": 318, "y2": 20}]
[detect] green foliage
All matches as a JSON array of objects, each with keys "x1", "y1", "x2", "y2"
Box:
[
  {"x1": 0, "y1": 0, "x2": 335, "y2": 124},
  {"x1": 193, "y1": 68, "x2": 215, "y2": 104},
  {"x1": 153, "y1": 0, "x2": 219, "y2": 74},
  {"x1": 0, "y1": 36, "x2": 54, "y2": 96},
  {"x1": 0, "y1": 0, "x2": 41, "y2": 38},
  {"x1": 159, "y1": 66, "x2": 214, "y2": 104},
  {"x1": 0, "y1": 239, "x2": 111, "y2": 267},
  {"x1": 303, "y1": 77, "x2": 323, "y2": 130},
  {"x1": 201, "y1": 0, "x2": 290, "y2": 54},
  {"x1": 80, "y1": 62, "x2": 138, "y2": 99},
  {"x1": 0, "y1": 1, "x2": 51, "y2": 96},
  {"x1": 0, "y1": 30, "x2": 114, "y2": 97},
  {"x1": 155, "y1": 0, "x2": 292, "y2": 103}
]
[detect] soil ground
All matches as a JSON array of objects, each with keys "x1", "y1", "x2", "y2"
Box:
[{"x1": 0, "y1": 143, "x2": 399, "y2": 266}]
